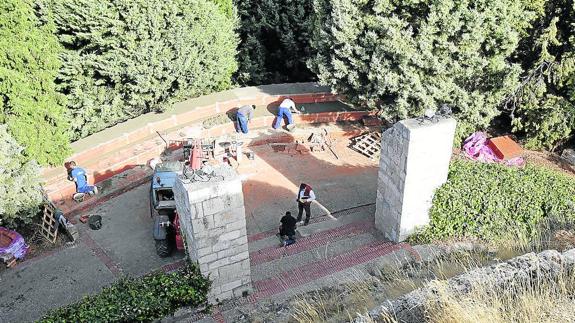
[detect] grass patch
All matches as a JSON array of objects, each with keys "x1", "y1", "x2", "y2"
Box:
[
  {"x1": 426, "y1": 271, "x2": 575, "y2": 323},
  {"x1": 411, "y1": 159, "x2": 575, "y2": 246},
  {"x1": 40, "y1": 262, "x2": 210, "y2": 322}
]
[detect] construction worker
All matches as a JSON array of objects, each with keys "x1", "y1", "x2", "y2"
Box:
[
  {"x1": 273, "y1": 97, "x2": 300, "y2": 130},
  {"x1": 277, "y1": 211, "x2": 297, "y2": 246},
  {"x1": 67, "y1": 161, "x2": 98, "y2": 195},
  {"x1": 236, "y1": 104, "x2": 256, "y2": 134},
  {"x1": 296, "y1": 183, "x2": 315, "y2": 225}
]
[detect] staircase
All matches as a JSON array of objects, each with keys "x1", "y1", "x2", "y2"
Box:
[{"x1": 246, "y1": 204, "x2": 420, "y2": 303}]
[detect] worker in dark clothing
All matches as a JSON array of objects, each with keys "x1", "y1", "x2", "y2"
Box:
[
  {"x1": 236, "y1": 104, "x2": 256, "y2": 134},
  {"x1": 296, "y1": 183, "x2": 315, "y2": 226},
  {"x1": 278, "y1": 211, "x2": 297, "y2": 246}
]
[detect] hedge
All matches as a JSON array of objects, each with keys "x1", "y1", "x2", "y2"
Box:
[
  {"x1": 413, "y1": 159, "x2": 575, "y2": 244},
  {"x1": 40, "y1": 262, "x2": 210, "y2": 322}
]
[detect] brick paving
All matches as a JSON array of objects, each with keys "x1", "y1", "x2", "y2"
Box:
[
  {"x1": 249, "y1": 220, "x2": 374, "y2": 265},
  {"x1": 248, "y1": 241, "x2": 409, "y2": 302}
]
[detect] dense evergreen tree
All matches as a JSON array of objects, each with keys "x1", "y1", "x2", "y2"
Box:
[
  {"x1": 47, "y1": 0, "x2": 238, "y2": 139},
  {"x1": 0, "y1": 0, "x2": 71, "y2": 166},
  {"x1": 0, "y1": 125, "x2": 44, "y2": 228},
  {"x1": 309, "y1": 0, "x2": 538, "y2": 141},
  {"x1": 235, "y1": 0, "x2": 315, "y2": 85},
  {"x1": 508, "y1": 0, "x2": 575, "y2": 150}
]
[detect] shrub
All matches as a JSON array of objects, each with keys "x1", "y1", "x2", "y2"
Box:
[
  {"x1": 235, "y1": 0, "x2": 315, "y2": 85},
  {"x1": 46, "y1": 0, "x2": 238, "y2": 140},
  {"x1": 40, "y1": 262, "x2": 211, "y2": 322},
  {"x1": 0, "y1": 0, "x2": 71, "y2": 166},
  {"x1": 0, "y1": 125, "x2": 44, "y2": 228},
  {"x1": 414, "y1": 159, "x2": 575, "y2": 244},
  {"x1": 508, "y1": 0, "x2": 575, "y2": 150},
  {"x1": 308, "y1": 0, "x2": 539, "y2": 143}
]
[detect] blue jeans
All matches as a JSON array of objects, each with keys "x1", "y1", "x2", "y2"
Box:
[
  {"x1": 236, "y1": 113, "x2": 248, "y2": 134},
  {"x1": 273, "y1": 107, "x2": 293, "y2": 129}
]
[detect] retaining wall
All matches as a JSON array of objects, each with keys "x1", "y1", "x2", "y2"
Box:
[
  {"x1": 355, "y1": 248, "x2": 575, "y2": 322},
  {"x1": 42, "y1": 83, "x2": 371, "y2": 203}
]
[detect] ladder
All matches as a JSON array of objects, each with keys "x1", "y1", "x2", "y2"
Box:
[
  {"x1": 40, "y1": 201, "x2": 58, "y2": 244},
  {"x1": 351, "y1": 132, "x2": 382, "y2": 159}
]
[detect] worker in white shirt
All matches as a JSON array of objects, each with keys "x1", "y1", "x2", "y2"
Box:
[
  {"x1": 273, "y1": 97, "x2": 300, "y2": 130},
  {"x1": 296, "y1": 183, "x2": 315, "y2": 225}
]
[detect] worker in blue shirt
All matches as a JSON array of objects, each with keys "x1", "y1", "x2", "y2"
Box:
[
  {"x1": 67, "y1": 161, "x2": 98, "y2": 195},
  {"x1": 236, "y1": 105, "x2": 256, "y2": 134}
]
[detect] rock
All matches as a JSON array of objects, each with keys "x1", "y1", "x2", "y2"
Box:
[
  {"x1": 562, "y1": 248, "x2": 575, "y2": 267},
  {"x1": 412, "y1": 244, "x2": 446, "y2": 263},
  {"x1": 561, "y1": 148, "x2": 575, "y2": 166}
]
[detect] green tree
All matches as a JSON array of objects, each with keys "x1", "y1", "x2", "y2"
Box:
[
  {"x1": 309, "y1": 0, "x2": 538, "y2": 141},
  {"x1": 508, "y1": 0, "x2": 575, "y2": 150},
  {"x1": 0, "y1": 0, "x2": 71, "y2": 166},
  {"x1": 47, "y1": 0, "x2": 238, "y2": 140},
  {"x1": 0, "y1": 125, "x2": 44, "y2": 228},
  {"x1": 235, "y1": 0, "x2": 315, "y2": 85}
]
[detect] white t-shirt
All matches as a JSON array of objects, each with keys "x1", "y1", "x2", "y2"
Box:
[
  {"x1": 298, "y1": 188, "x2": 316, "y2": 202},
  {"x1": 280, "y1": 99, "x2": 296, "y2": 112}
]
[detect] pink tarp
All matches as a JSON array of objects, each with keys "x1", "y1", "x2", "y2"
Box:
[{"x1": 463, "y1": 132, "x2": 524, "y2": 166}]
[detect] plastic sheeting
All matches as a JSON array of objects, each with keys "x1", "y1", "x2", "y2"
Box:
[
  {"x1": 463, "y1": 132, "x2": 524, "y2": 166},
  {"x1": 0, "y1": 227, "x2": 29, "y2": 260}
]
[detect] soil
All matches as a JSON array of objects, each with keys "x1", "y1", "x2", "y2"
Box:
[{"x1": 523, "y1": 150, "x2": 575, "y2": 177}]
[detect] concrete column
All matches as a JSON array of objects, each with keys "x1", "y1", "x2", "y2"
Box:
[
  {"x1": 173, "y1": 165, "x2": 251, "y2": 302},
  {"x1": 375, "y1": 117, "x2": 456, "y2": 242}
]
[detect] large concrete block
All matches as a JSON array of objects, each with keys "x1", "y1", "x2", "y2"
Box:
[
  {"x1": 375, "y1": 117, "x2": 456, "y2": 242},
  {"x1": 173, "y1": 164, "x2": 252, "y2": 303}
]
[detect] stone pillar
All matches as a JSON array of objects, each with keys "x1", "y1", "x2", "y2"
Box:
[
  {"x1": 375, "y1": 117, "x2": 456, "y2": 242},
  {"x1": 173, "y1": 165, "x2": 251, "y2": 302}
]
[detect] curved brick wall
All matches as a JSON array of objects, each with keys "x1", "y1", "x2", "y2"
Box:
[{"x1": 43, "y1": 82, "x2": 370, "y2": 202}]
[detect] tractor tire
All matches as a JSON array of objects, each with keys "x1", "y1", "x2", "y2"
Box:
[{"x1": 155, "y1": 239, "x2": 171, "y2": 257}]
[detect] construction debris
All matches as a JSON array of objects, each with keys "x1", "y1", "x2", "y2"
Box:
[
  {"x1": 307, "y1": 128, "x2": 339, "y2": 159},
  {"x1": 351, "y1": 132, "x2": 382, "y2": 159}
]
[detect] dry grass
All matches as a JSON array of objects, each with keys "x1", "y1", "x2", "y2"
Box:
[
  {"x1": 426, "y1": 272, "x2": 575, "y2": 323},
  {"x1": 291, "y1": 272, "x2": 376, "y2": 323}
]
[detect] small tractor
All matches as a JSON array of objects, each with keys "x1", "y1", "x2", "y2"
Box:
[
  {"x1": 150, "y1": 161, "x2": 184, "y2": 257},
  {"x1": 150, "y1": 138, "x2": 219, "y2": 257}
]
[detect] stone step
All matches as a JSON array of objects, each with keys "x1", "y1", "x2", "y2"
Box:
[
  {"x1": 267, "y1": 246, "x2": 416, "y2": 303},
  {"x1": 247, "y1": 203, "x2": 375, "y2": 252},
  {"x1": 251, "y1": 232, "x2": 378, "y2": 281},
  {"x1": 248, "y1": 240, "x2": 415, "y2": 302},
  {"x1": 249, "y1": 220, "x2": 374, "y2": 266}
]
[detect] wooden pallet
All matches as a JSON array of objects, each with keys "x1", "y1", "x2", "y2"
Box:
[
  {"x1": 40, "y1": 202, "x2": 58, "y2": 244},
  {"x1": 351, "y1": 132, "x2": 382, "y2": 159}
]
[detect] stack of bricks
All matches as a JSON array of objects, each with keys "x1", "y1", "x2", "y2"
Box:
[
  {"x1": 173, "y1": 165, "x2": 251, "y2": 302},
  {"x1": 375, "y1": 118, "x2": 456, "y2": 242}
]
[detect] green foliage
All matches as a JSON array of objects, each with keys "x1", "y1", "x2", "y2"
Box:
[
  {"x1": 0, "y1": 0, "x2": 71, "y2": 166},
  {"x1": 235, "y1": 0, "x2": 315, "y2": 85},
  {"x1": 46, "y1": 0, "x2": 238, "y2": 140},
  {"x1": 40, "y1": 262, "x2": 211, "y2": 322},
  {"x1": 509, "y1": 0, "x2": 575, "y2": 150},
  {"x1": 0, "y1": 125, "x2": 44, "y2": 228},
  {"x1": 309, "y1": 0, "x2": 538, "y2": 142},
  {"x1": 211, "y1": 0, "x2": 234, "y2": 17},
  {"x1": 414, "y1": 159, "x2": 575, "y2": 244}
]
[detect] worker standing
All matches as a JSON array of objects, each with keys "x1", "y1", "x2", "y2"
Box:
[
  {"x1": 236, "y1": 104, "x2": 256, "y2": 134},
  {"x1": 296, "y1": 183, "x2": 315, "y2": 226},
  {"x1": 67, "y1": 161, "x2": 98, "y2": 195},
  {"x1": 273, "y1": 97, "x2": 300, "y2": 130}
]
